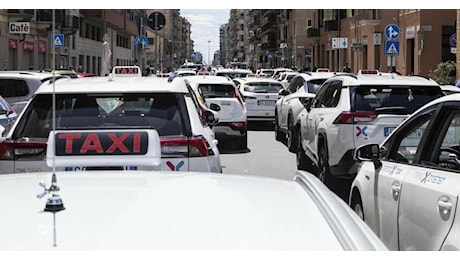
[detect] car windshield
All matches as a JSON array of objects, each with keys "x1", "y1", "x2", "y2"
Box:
[
  {"x1": 13, "y1": 93, "x2": 185, "y2": 139},
  {"x1": 215, "y1": 72, "x2": 250, "y2": 79},
  {"x1": 198, "y1": 84, "x2": 236, "y2": 98},
  {"x1": 244, "y1": 82, "x2": 283, "y2": 93},
  {"x1": 353, "y1": 85, "x2": 443, "y2": 114}
]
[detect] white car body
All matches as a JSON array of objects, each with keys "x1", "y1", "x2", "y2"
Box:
[
  {"x1": 350, "y1": 93, "x2": 460, "y2": 250},
  {"x1": 296, "y1": 73, "x2": 444, "y2": 190},
  {"x1": 185, "y1": 75, "x2": 248, "y2": 149},
  {"x1": 0, "y1": 66, "x2": 221, "y2": 174},
  {"x1": 0, "y1": 130, "x2": 387, "y2": 250},
  {"x1": 275, "y1": 72, "x2": 338, "y2": 152},
  {"x1": 214, "y1": 68, "x2": 253, "y2": 79},
  {"x1": 233, "y1": 77, "x2": 284, "y2": 122}
]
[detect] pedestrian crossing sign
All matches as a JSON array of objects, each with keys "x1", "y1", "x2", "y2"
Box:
[
  {"x1": 385, "y1": 40, "x2": 399, "y2": 56},
  {"x1": 52, "y1": 34, "x2": 64, "y2": 48}
]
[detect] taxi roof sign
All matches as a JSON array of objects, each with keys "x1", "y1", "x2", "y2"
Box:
[
  {"x1": 358, "y1": 69, "x2": 380, "y2": 75},
  {"x1": 111, "y1": 66, "x2": 142, "y2": 77},
  {"x1": 46, "y1": 129, "x2": 161, "y2": 168}
]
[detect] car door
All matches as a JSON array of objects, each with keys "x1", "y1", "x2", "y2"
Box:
[
  {"x1": 374, "y1": 105, "x2": 437, "y2": 250},
  {"x1": 305, "y1": 80, "x2": 341, "y2": 163},
  {"x1": 398, "y1": 104, "x2": 460, "y2": 250},
  {"x1": 280, "y1": 77, "x2": 301, "y2": 128}
]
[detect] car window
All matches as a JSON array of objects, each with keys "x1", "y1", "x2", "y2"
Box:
[
  {"x1": 0, "y1": 79, "x2": 29, "y2": 98},
  {"x1": 13, "y1": 93, "x2": 185, "y2": 139},
  {"x1": 306, "y1": 78, "x2": 328, "y2": 94},
  {"x1": 382, "y1": 109, "x2": 435, "y2": 163},
  {"x1": 198, "y1": 84, "x2": 236, "y2": 98},
  {"x1": 352, "y1": 85, "x2": 443, "y2": 113},
  {"x1": 315, "y1": 81, "x2": 341, "y2": 108},
  {"x1": 435, "y1": 111, "x2": 460, "y2": 172},
  {"x1": 243, "y1": 82, "x2": 283, "y2": 93}
]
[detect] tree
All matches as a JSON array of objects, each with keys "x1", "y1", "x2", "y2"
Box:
[{"x1": 428, "y1": 60, "x2": 456, "y2": 85}]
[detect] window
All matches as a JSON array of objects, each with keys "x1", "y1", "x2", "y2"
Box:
[{"x1": 0, "y1": 79, "x2": 29, "y2": 98}]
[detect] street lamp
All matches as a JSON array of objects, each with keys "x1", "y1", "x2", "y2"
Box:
[{"x1": 208, "y1": 40, "x2": 211, "y2": 66}]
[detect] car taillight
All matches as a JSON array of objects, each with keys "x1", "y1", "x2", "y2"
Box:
[
  {"x1": 229, "y1": 122, "x2": 246, "y2": 130},
  {"x1": 234, "y1": 89, "x2": 245, "y2": 106},
  {"x1": 0, "y1": 141, "x2": 47, "y2": 160},
  {"x1": 160, "y1": 136, "x2": 211, "y2": 157},
  {"x1": 333, "y1": 112, "x2": 377, "y2": 124}
]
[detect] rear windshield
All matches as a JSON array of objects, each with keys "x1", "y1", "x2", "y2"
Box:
[
  {"x1": 215, "y1": 72, "x2": 250, "y2": 79},
  {"x1": 13, "y1": 93, "x2": 185, "y2": 139},
  {"x1": 352, "y1": 85, "x2": 443, "y2": 114},
  {"x1": 198, "y1": 84, "x2": 236, "y2": 98},
  {"x1": 244, "y1": 82, "x2": 283, "y2": 93}
]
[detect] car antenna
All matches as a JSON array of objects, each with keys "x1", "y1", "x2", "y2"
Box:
[{"x1": 36, "y1": 10, "x2": 65, "y2": 248}]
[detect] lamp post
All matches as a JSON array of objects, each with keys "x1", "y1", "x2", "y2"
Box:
[{"x1": 208, "y1": 40, "x2": 211, "y2": 66}]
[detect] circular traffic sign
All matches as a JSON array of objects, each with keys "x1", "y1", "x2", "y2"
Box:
[
  {"x1": 450, "y1": 33, "x2": 457, "y2": 48},
  {"x1": 148, "y1": 12, "x2": 166, "y2": 31},
  {"x1": 135, "y1": 35, "x2": 148, "y2": 48},
  {"x1": 384, "y1": 24, "x2": 400, "y2": 40}
]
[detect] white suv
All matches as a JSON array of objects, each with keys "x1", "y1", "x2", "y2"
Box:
[
  {"x1": 0, "y1": 66, "x2": 222, "y2": 173},
  {"x1": 296, "y1": 72, "x2": 444, "y2": 192},
  {"x1": 275, "y1": 72, "x2": 338, "y2": 152},
  {"x1": 185, "y1": 75, "x2": 248, "y2": 149}
]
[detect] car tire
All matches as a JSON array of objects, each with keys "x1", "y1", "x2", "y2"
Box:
[
  {"x1": 274, "y1": 112, "x2": 285, "y2": 142},
  {"x1": 235, "y1": 135, "x2": 247, "y2": 150},
  {"x1": 318, "y1": 143, "x2": 333, "y2": 186},
  {"x1": 351, "y1": 193, "x2": 365, "y2": 220},
  {"x1": 296, "y1": 130, "x2": 315, "y2": 173},
  {"x1": 287, "y1": 115, "x2": 297, "y2": 153}
]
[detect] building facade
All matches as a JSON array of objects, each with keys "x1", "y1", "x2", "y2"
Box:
[{"x1": 228, "y1": 9, "x2": 457, "y2": 76}]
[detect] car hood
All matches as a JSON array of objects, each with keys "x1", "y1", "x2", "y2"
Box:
[{"x1": 0, "y1": 171, "x2": 347, "y2": 250}]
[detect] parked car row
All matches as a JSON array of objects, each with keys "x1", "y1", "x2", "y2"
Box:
[{"x1": 276, "y1": 68, "x2": 460, "y2": 250}]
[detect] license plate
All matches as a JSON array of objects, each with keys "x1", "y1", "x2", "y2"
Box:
[
  {"x1": 384, "y1": 127, "x2": 424, "y2": 137},
  {"x1": 258, "y1": 100, "x2": 275, "y2": 106}
]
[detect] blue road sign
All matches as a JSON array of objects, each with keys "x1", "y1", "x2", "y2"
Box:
[
  {"x1": 52, "y1": 34, "x2": 64, "y2": 48},
  {"x1": 385, "y1": 40, "x2": 400, "y2": 56},
  {"x1": 384, "y1": 24, "x2": 400, "y2": 40},
  {"x1": 450, "y1": 33, "x2": 457, "y2": 48},
  {"x1": 190, "y1": 51, "x2": 196, "y2": 58},
  {"x1": 135, "y1": 35, "x2": 148, "y2": 48}
]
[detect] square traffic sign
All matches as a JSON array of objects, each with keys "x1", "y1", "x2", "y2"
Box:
[
  {"x1": 384, "y1": 40, "x2": 400, "y2": 56},
  {"x1": 52, "y1": 34, "x2": 64, "y2": 48}
]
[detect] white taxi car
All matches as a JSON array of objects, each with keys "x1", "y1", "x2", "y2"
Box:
[
  {"x1": 350, "y1": 93, "x2": 460, "y2": 250},
  {"x1": 275, "y1": 72, "x2": 338, "y2": 152},
  {"x1": 0, "y1": 129, "x2": 387, "y2": 250},
  {"x1": 186, "y1": 75, "x2": 248, "y2": 150},
  {"x1": 233, "y1": 77, "x2": 284, "y2": 122},
  {"x1": 296, "y1": 72, "x2": 444, "y2": 193},
  {"x1": 0, "y1": 66, "x2": 221, "y2": 173}
]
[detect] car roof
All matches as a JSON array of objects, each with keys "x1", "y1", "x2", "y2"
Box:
[
  {"x1": 35, "y1": 72, "x2": 190, "y2": 95},
  {"x1": 184, "y1": 75, "x2": 235, "y2": 85},
  {"x1": 294, "y1": 72, "x2": 341, "y2": 80},
  {"x1": 0, "y1": 71, "x2": 65, "y2": 81},
  {"x1": 235, "y1": 77, "x2": 283, "y2": 84},
  {"x1": 328, "y1": 73, "x2": 440, "y2": 86},
  {"x1": 0, "y1": 170, "x2": 387, "y2": 250}
]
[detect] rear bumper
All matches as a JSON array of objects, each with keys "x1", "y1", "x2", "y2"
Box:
[{"x1": 329, "y1": 149, "x2": 358, "y2": 179}]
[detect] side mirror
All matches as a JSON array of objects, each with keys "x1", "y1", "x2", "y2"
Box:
[
  {"x1": 300, "y1": 97, "x2": 313, "y2": 112},
  {"x1": 278, "y1": 89, "x2": 289, "y2": 96},
  {"x1": 354, "y1": 143, "x2": 382, "y2": 169},
  {"x1": 205, "y1": 110, "x2": 219, "y2": 127}
]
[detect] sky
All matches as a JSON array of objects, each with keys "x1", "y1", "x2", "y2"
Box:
[{"x1": 180, "y1": 9, "x2": 230, "y2": 65}]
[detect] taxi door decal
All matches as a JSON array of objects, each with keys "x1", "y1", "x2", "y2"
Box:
[{"x1": 166, "y1": 161, "x2": 185, "y2": 171}]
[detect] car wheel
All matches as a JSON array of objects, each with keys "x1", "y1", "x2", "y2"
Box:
[
  {"x1": 318, "y1": 143, "x2": 333, "y2": 185},
  {"x1": 274, "y1": 113, "x2": 285, "y2": 142},
  {"x1": 351, "y1": 193, "x2": 365, "y2": 220},
  {"x1": 235, "y1": 135, "x2": 247, "y2": 150},
  {"x1": 287, "y1": 115, "x2": 298, "y2": 153},
  {"x1": 296, "y1": 130, "x2": 315, "y2": 172}
]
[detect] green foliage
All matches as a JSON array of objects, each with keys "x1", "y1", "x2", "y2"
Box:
[{"x1": 428, "y1": 60, "x2": 456, "y2": 85}]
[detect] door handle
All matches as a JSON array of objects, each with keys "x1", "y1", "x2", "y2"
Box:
[
  {"x1": 437, "y1": 195, "x2": 452, "y2": 221},
  {"x1": 391, "y1": 181, "x2": 400, "y2": 201}
]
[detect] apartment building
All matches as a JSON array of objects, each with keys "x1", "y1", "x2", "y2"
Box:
[
  {"x1": 0, "y1": 9, "x2": 193, "y2": 75},
  {"x1": 231, "y1": 9, "x2": 457, "y2": 76}
]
